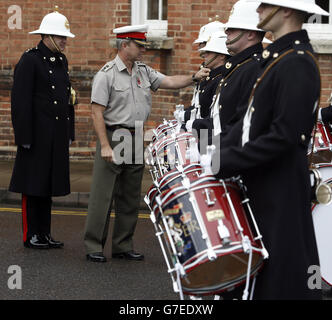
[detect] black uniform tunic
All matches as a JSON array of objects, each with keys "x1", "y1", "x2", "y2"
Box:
[
  {"x1": 191, "y1": 43, "x2": 263, "y2": 136},
  {"x1": 9, "y1": 41, "x2": 74, "y2": 197},
  {"x1": 321, "y1": 103, "x2": 332, "y2": 124},
  {"x1": 184, "y1": 64, "x2": 224, "y2": 122},
  {"x1": 212, "y1": 30, "x2": 321, "y2": 300}
]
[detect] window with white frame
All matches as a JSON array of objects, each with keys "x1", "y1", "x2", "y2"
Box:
[
  {"x1": 131, "y1": 0, "x2": 168, "y2": 37},
  {"x1": 304, "y1": 0, "x2": 332, "y2": 41}
]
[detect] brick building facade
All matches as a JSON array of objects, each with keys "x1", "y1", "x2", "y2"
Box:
[{"x1": 1, "y1": 0, "x2": 332, "y2": 160}]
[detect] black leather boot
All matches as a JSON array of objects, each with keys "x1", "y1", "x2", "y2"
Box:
[
  {"x1": 24, "y1": 234, "x2": 49, "y2": 249},
  {"x1": 44, "y1": 234, "x2": 64, "y2": 248}
]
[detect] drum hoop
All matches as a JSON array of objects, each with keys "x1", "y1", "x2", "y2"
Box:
[
  {"x1": 313, "y1": 163, "x2": 332, "y2": 170},
  {"x1": 156, "y1": 134, "x2": 193, "y2": 150},
  {"x1": 160, "y1": 180, "x2": 222, "y2": 207},
  {"x1": 182, "y1": 245, "x2": 265, "y2": 279},
  {"x1": 181, "y1": 258, "x2": 264, "y2": 295},
  {"x1": 159, "y1": 167, "x2": 203, "y2": 187}
]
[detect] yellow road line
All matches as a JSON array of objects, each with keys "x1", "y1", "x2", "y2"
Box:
[{"x1": 0, "y1": 207, "x2": 150, "y2": 219}]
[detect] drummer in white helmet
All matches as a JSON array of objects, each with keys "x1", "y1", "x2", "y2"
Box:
[
  {"x1": 186, "y1": 1, "x2": 268, "y2": 150},
  {"x1": 182, "y1": 32, "x2": 230, "y2": 146},
  {"x1": 177, "y1": 19, "x2": 225, "y2": 124},
  {"x1": 212, "y1": 0, "x2": 329, "y2": 299},
  {"x1": 9, "y1": 6, "x2": 75, "y2": 249},
  {"x1": 193, "y1": 19, "x2": 225, "y2": 49}
]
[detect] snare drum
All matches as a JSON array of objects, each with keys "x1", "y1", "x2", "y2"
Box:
[
  {"x1": 152, "y1": 119, "x2": 178, "y2": 142},
  {"x1": 153, "y1": 175, "x2": 267, "y2": 296},
  {"x1": 146, "y1": 163, "x2": 203, "y2": 211},
  {"x1": 147, "y1": 132, "x2": 197, "y2": 174},
  {"x1": 311, "y1": 164, "x2": 332, "y2": 286},
  {"x1": 308, "y1": 121, "x2": 332, "y2": 164}
]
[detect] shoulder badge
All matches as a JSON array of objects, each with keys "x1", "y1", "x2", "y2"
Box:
[
  {"x1": 25, "y1": 46, "x2": 38, "y2": 53},
  {"x1": 225, "y1": 62, "x2": 232, "y2": 69},
  {"x1": 101, "y1": 61, "x2": 115, "y2": 72}
]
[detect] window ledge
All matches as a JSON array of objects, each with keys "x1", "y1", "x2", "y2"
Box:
[
  {"x1": 304, "y1": 24, "x2": 332, "y2": 53},
  {"x1": 109, "y1": 37, "x2": 174, "y2": 50},
  {"x1": 310, "y1": 39, "x2": 332, "y2": 54}
]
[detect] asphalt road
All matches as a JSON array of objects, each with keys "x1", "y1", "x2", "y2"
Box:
[{"x1": 0, "y1": 205, "x2": 178, "y2": 300}]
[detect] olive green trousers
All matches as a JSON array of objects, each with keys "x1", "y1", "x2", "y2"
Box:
[{"x1": 83, "y1": 130, "x2": 144, "y2": 254}]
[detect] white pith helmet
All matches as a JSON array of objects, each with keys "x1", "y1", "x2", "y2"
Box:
[
  {"x1": 194, "y1": 20, "x2": 225, "y2": 44},
  {"x1": 199, "y1": 31, "x2": 230, "y2": 56},
  {"x1": 246, "y1": 0, "x2": 329, "y2": 16},
  {"x1": 225, "y1": 0, "x2": 266, "y2": 32},
  {"x1": 29, "y1": 6, "x2": 75, "y2": 38}
]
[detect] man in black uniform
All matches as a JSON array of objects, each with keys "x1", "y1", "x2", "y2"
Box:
[
  {"x1": 9, "y1": 7, "x2": 75, "y2": 249},
  {"x1": 211, "y1": 0, "x2": 328, "y2": 299}
]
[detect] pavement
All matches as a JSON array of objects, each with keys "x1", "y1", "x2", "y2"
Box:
[{"x1": 0, "y1": 159, "x2": 153, "y2": 211}]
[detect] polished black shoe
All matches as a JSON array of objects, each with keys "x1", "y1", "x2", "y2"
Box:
[
  {"x1": 86, "y1": 252, "x2": 107, "y2": 262},
  {"x1": 44, "y1": 234, "x2": 64, "y2": 248},
  {"x1": 112, "y1": 250, "x2": 144, "y2": 261},
  {"x1": 24, "y1": 235, "x2": 49, "y2": 249}
]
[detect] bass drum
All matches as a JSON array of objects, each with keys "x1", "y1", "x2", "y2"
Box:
[{"x1": 311, "y1": 164, "x2": 332, "y2": 286}]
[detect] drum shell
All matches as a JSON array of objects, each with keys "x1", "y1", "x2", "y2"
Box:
[
  {"x1": 157, "y1": 177, "x2": 264, "y2": 295},
  {"x1": 146, "y1": 163, "x2": 203, "y2": 212},
  {"x1": 311, "y1": 164, "x2": 332, "y2": 286},
  {"x1": 309, "y1": 121, "x2": 332, "y2": 164},
  {"x1": 147, "y1": 132, "x2": 195, "y2": 171}
]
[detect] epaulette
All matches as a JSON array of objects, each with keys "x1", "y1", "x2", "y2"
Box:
[
  {"x1": 25, "y1": 46, "x2": 38, "y2": 53},
  {"x1": 101, "y1": 61, "x2": 115, "y2": 72},
  {"x1": 251, "y1": 52, "x2": 261, "y2": 62}
]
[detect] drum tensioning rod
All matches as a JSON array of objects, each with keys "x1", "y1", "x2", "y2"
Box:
[
  {"x1": 154, "y1": 144, "x2": 165, "y2": 177},
  {"x1": 155, "y1": 195, "x2": 186, "y2": 277},
  {"x1": 220, "y1": 180, "x2": 247, "y2": 243},
  {"x1": 159, "y1": 212, "x2": 186, "y2": 299},
  {"x1": 188, "y1": 190, "x2": 217, "y2": 261},
  {"x1": 149, "y1": 207, "x2": 181, "y2": 295},
  {"x1": 146, "y1": 195, "x2": 185, "y2": 297},
  {"x1": 175, "y1": 140, "x2": 185, "y2": 166},
  {"x1": 241, "y1": 198, "x2": 269, "y2": 259}
]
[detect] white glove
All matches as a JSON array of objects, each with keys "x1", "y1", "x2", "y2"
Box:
[
  {"x1": 200, "y1": 154, "x2": 212, "y2": 175},
  {"x1": 174, "y1": 110, "x2": 185, "y2": 123},
  {"x1": 185, "y1": 120, "x2": 194, "y2": 132}
]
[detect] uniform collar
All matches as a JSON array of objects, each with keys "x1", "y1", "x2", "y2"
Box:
[
  {"x1": 115, "y1": 54, "x2": 139, "y2": 76},
  {"x1": 115, "y1": 54, "x2": 127, "y2": 72},
  {"x1": 223, "y1": 42, "x2": 263, "y2": 75},
  {"x1": 209, "y1": 64, "x2": 225, "y2": 79},
  {"x1": 38, "y1": 40, "x2": 65, "y2": 62},
  {"x1": 260, "y1": 30, "x2": 311, "y2": 66}
]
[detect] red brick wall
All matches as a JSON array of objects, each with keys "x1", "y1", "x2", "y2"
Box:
[{"x1": 1, "y1": 0, "x2": 332, "y2": 159}]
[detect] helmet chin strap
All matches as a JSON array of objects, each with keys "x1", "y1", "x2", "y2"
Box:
[
  {"x1": 257, "y1": 6, "x2": 281, "y2": 30},
  {"x1": 225, "y1": 30, "x2": 245, "y2": 46},
  {"x1": 202, "y1": 53, "x2": 219, "y2": 68},
  {"x1": 48, "y1": 35, "x2": 61, "y2": 53}
]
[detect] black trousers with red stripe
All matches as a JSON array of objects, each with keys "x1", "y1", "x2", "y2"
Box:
[{"x1": 22, "y1": 194, "x2": 52, "y2": 242}]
